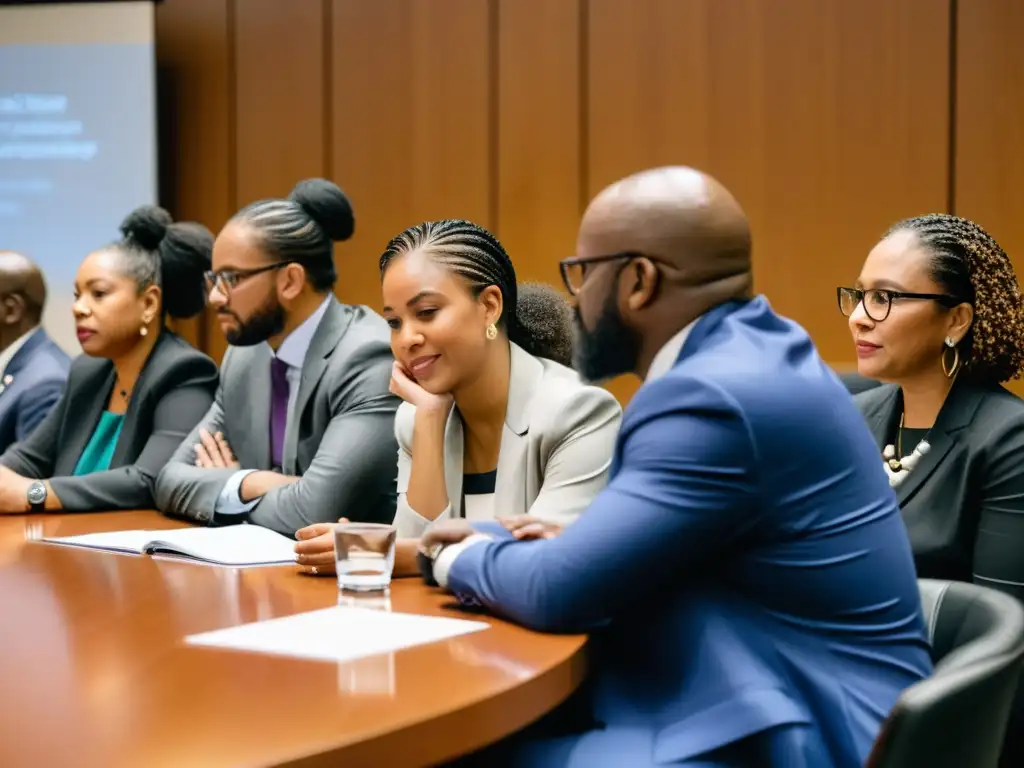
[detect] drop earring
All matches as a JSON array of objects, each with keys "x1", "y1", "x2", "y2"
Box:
[
  {"x1": 140, "y1": 323, "x2": 149, "y2": 337},
  {"x1": 941, "y1": 336, "x2": 960, "y2": 378},
  {"x1": 485, "y1": 324, "x2": 498, "y2": 341}
]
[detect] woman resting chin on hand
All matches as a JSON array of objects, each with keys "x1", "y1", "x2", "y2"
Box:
[{"x1": 294, "y1": 219, "x2": 621, "y2": 577}]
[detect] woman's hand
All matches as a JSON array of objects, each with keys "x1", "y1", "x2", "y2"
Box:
[
  {"x1": 389, "y1": 362, "x2": 454, "y2": 414},
  {"x1": 294, "y1": 517, "x2": 348, "y2": 576},
  {"x1": 499, "y1": 516, "x2": 564, "y2": 540}
]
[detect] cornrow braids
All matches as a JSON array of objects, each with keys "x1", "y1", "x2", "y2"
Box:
[
  {"x1": 889, "y1": 213, "x2": 1024, "y2": 382},
  {"x1": 381, "y1": 219, "x2": 519, "y2": 330},
  {"x1": 380, "y1": 220, "x2": 575, "y2": 365}
]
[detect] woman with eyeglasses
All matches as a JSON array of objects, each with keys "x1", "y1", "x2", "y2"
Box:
[
  {"x1": 838, "y1": 213, "x2": 1024, "y2": 603},
  {"x1": 0, "y1": 206, "x2": 218, "y2": 514},
  {"x1": 293, "y1": 219, "x2": 621, "y2": 576}
]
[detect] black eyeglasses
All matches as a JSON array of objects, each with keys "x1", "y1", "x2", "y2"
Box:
[
  {"x1": 559, "y1": 252, "x2": 662, "y2": 296},
  {"x1": 204, "y1": 261, "x2": 296, "y2": 297},
  {"x1": 836, "y1": 287, "x2": 964, "y2": 322}
]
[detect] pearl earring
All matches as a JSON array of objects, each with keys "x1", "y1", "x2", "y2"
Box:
[{"x1": 140, "y1": 324, "x2": 148, "y2": 337}]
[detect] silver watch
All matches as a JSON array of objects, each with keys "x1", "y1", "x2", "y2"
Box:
[{"x1": 26, "y1": 481, "x2": 46, "y2": 512}]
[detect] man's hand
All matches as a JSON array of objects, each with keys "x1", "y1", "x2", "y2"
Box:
[
  {"x1": 194, "y1": 429, "x2": 240, "y2": 469},
  {"x1": 499, "y1": 516, "x2": 563, "y2": 541},
  {"x1": 0, "y1": 466, "x2": 32, "y2": 514},
  {"x1": 419, "y1": 519, "x2": 477, "y2": 552},
  {"x1": 294, "y1": 517, "x2": 348, "y2": 576}
]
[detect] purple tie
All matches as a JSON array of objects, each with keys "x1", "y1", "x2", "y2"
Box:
[{"x1": 270, "y1": 357, "x2": 290, "y2": 470}]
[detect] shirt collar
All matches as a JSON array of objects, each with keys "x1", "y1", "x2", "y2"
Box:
[
  {"x1": 0, "y1": 326, "x2": 40, "y2": 377},
  {"x1": 646, "y1": 316, "x2": 701, "y2": 381},
  {"x1": 273, "y1": 297, "x2": 331, "y2": 369}
]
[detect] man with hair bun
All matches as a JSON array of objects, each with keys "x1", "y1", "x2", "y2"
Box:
[{"x1": 156, "y1": 178, "x2": 400, "y2": 536}]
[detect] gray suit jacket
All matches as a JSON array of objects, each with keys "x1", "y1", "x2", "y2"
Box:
[
  {"x1": 393, "y1": 342, "x2": 622, "y2": 537},
  {"x1": 155, "y1": 298, "x2": 400, "y2": 535},
  {"x1": 0, "y1": 331, "x2": 218, "y2": 511}
]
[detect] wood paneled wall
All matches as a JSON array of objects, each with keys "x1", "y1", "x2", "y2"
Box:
[{"x1": 156, "y1": 0, "x2": 1024, "y2": 402}]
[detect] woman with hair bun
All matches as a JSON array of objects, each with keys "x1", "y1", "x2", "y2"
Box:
[
  {"x1": 0, "y1": 205, "x2": 219, "y2": 513},
  {"x1": 295, "y1": 219, "x2": 622, "y2": 576}
]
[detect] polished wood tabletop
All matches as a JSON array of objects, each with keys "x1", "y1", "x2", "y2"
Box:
[{"x1": 0, "y1": 511, "x2": 587, "y2": 768}]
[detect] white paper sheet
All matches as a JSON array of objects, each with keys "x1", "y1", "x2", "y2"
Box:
[{"x1": 184, "y1": 606, "x2": 490, "y2": 663}]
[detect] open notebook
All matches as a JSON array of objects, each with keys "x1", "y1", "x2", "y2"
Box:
[{"x1": 39, "y1": 524, "x2": 297, "y2": 567}]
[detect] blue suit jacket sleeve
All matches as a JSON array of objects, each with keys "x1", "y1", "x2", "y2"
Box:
[
  {"x1": 15, "y1": 380, "x2": 63, "y2": 442},
  {"x1": 446, "y1": 377, "x2": 760, "y2": 633}
]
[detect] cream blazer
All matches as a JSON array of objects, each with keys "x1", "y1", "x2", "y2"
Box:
[{"x1": 392, "y1": 342, "x2": 622, "y2": 538}]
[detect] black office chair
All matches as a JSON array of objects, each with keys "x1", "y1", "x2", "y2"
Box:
[{"x1": 867, "y1": 579, "x2": 1024, "y2": 768}]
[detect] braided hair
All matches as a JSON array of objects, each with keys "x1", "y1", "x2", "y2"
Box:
[
  {"x1": 889, "y1": 213, "x2": 1024, "y2": 382},
  {"x1": 232, "y1": 178, "x2": 354, "y2": 292},
  {"x1": 114, "y1": 205, "x2": 212, "y2": 319},
  {"x1": 379, "y1": 219, "x2": 574, "y2": 366}
]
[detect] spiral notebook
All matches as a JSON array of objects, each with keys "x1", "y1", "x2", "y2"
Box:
[{"x1": 39, "y1": 524, "x2": 297, "y2": 567}]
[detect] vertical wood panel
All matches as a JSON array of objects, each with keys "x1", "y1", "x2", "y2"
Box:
[
  {"x1": 234, "y1": 0, "x2": 326, "y2": 203},
  {"x1": 330, "y1": 0, "x2": 492, "y2": 312},
  {"x1": 588, "y1": 0, "x2": 950, "y2": 403},
  {"x1": 496, "y1": 0, "x2": 582, "y2": 286},
  {"x1": 155, "y1": 0, "x2": 233, "y2": 355},
  {"x1": 955, "y1": 0, "x2": 1024, "y2": 395}
]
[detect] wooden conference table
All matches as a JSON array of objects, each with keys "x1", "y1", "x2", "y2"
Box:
[{"x1": 0, "y1": 511, "x2": 588, "y2": 767}]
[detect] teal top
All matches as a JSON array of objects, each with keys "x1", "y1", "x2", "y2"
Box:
[{"x1": 72, "y1": 411, "x2": 125, "y2": 476}]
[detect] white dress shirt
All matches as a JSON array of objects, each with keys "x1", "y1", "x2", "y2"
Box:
[{"x1": 215, "y1": 298, "x2": 332, "y2": 517}]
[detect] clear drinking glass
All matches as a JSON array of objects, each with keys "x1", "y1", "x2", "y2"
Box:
[{"x1": 334, "y1": 523, "x2": 397, "y2": 593}]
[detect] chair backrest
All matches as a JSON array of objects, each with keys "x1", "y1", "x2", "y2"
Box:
[{"x1": 867, "y1": 579, "x2": 1024, "y2": 768}]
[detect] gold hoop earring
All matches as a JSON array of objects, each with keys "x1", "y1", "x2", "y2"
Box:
[
  {"x1": 485, "y1": 323, "x2": 498, "y2": 341},
  {"x1": 941, "y1": 336, "x2": 960, "y2": 378}
]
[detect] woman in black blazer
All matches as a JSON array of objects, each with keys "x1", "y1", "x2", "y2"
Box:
[
  {"x1": 0, "y1": 206, "x2": 218, "y2": 513},
  {"x1": 837, "y1": 213, "x2": 1024, "y2": 602}
]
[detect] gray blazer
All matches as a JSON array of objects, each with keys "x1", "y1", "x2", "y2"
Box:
[
  {"x1": 393, "y1": 342, "x2": 622, "y2": 538},
  {"x1": 0, "y1": 331, "x2": 218, "y2": 511},
  {"x1": 154, "y1": 297, "x2": 400, "y2": 535}
]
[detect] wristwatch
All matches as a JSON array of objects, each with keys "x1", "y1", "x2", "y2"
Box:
[
  {"x1": 26, "y1": 481, "x2": 47, "y2": 512},
  {"x1": 417, "y1": 543, "x2": 445, "y2": 587}
]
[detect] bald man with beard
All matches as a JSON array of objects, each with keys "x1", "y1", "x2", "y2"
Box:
[
  {"x1": 420, "y1": 168, "x2": 931, "y2": 767},
  {"x1": 0, "y1": 252, "x2": 70, "y2": 452}
]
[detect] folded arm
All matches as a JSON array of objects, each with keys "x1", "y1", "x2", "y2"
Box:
[
  {"x1": 0, "y1": 386, "x2": 66, "y2": 478},
  {"x1": 248, "y1": 393, "x2": 399, "y2": 535},
  {"x1": 444, "y1": 384, "x2": 758, "y2": 633}
]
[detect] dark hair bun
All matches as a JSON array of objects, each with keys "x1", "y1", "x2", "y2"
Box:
[
  {"x1": 159, "y1": 222, "x2": 214, "y2": 319},
  {"x1": 289, "y1": 178, "x2": 354, "y2": 242},
  {"x1": 513, "y1": 282, "x2": 575, "y2": 367},
  {"x1": 120, "y1": 205, "x2": 173, "y2": 251}
]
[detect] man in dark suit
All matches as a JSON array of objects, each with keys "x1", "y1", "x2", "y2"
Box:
[
  {"x1": 0, "y1": 252, "x2": 70, "y2": 453},
  {"x1": 155, "y1": 182, "x2": 400, "y2": 535},
  {"x1": 420, "y1": 168, "x2": 932, "y2": 767}
]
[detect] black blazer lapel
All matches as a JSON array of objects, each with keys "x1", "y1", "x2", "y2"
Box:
[
  {"x1": 108, "y1": 332, "x2": 170, "y2": 468},
  {"x1": 875, "y1": 380, "x2": 986, "y2": 506},
  {"x1": 53, "y1": 365, "x2": 114, "y2": 476}
]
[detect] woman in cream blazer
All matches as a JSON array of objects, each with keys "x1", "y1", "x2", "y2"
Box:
[{"x1": 295, "y1": 219, "x2": 621, "y2": 575}]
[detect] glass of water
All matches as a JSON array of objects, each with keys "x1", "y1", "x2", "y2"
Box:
[{"x1": 334, "y1": 523, "x2": 397, "y2": 593}]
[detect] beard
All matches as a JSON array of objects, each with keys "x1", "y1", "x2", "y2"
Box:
[
  {"x1": 223, "y1": 295, "x2": 286, "y2": 347},
  {"x1": 572, "y1": 293, "x2": 641, "y2": 383}
]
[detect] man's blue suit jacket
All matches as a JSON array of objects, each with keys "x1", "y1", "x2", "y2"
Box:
[
  {"x1": 0, "y1": 329, "x2": 70, "y2": 454},
  {"x1": 446, "y1": 297, "x2": 932, "y2": 767}
]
